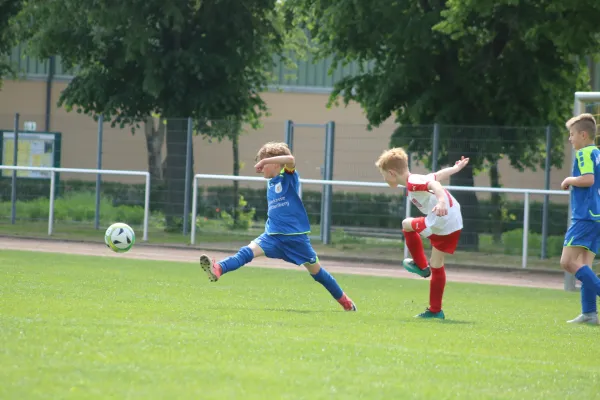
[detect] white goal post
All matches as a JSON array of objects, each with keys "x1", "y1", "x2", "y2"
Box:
[
  {"x1": 564, "y1": 92, "x2": 600, "y2": 291},
  {"x1": 0, "y1": 166, "x2": 151, "y2": 241}
]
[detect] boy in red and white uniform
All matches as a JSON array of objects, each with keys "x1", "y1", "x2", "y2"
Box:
[{"x1": 375, "y1": 147, "x2": 469, "y2": 319}]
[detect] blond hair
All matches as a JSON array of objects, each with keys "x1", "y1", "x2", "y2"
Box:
[
  {"x1": 255, "y1": 141, "x2": 291, "y2": 161},
  {"x1": 375, "y1": 147, "x2": 409, "y2": 173},
  {"x1": 566, "y1": 113, "x2": 597, "y2": 140}
]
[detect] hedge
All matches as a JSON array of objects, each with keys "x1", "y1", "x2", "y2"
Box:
[{"x1": 0, "y1": 178, "x2": 569, "y2": 235}]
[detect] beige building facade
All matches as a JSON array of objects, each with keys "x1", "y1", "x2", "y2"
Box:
[{"x1": 0, "y1": 79, "x2": 573, "y2": 202}]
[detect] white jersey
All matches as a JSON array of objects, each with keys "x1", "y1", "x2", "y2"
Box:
[{"x1": 406, "y1": 173, "x2": 463, "y2": 236}]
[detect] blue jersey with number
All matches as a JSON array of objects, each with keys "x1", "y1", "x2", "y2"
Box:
[
  {"x1": 264, "y1": 167, "x2": 311, "y2": 235},
  {"x1": 571, "y1": 145, "x2": 600, "y2": 221}
]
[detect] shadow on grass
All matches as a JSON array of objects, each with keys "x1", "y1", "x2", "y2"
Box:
[
  {"x1": 208, "y1": 305, "x2": 334, "y2": 314},
  {"x1": 398, "y1": 318, "x2": 475, "y2": 325}
]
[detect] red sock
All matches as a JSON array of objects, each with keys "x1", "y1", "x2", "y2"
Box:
[
  {"x1": 402, "y1": 230, "x2": 428, "y2": 269},
  {"x1": 429, "y1": 266, "x2": 446, "y2": 313}
]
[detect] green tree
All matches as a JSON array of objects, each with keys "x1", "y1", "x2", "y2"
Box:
[
  {"x1": 285, "y1": 0, "x2": 598, "y2": 249},
  {"x1": 194, "y1": 6, "x2": 311, "y2": 229},
  {"x1": 17, "y1": 0, "x2": 285, "y2": 229},
  {"x1": 0, "y1": 1, "x2": 23, "y2": 86}
]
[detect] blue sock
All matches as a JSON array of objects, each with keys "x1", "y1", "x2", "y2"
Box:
[
  {"x1": 575, "y1": 265, "x2": 600, "y2": 297},
  {"x1": 581, "y1": 282, "x2": 597, "y2": 314},
  {"x1": 218, "y1": 246, "x2": 254, "y2": 274},
  {"x1": 311, "y1": 267, "x2": 344, "y2": 300}
]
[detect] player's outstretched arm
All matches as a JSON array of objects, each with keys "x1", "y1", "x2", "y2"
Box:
[
  {"x1": 561, "y1": 174, "x2": 594, "y2": 190},
  {"x1": 435, "y1": 156, "x2": 469, "y2": 181}
]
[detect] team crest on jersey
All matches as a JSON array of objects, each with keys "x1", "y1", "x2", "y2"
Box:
[{"x1": 275, "y1": 182, "x2": 282, "y2": 193}]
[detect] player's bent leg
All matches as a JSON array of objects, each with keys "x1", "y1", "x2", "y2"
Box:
[
  {"x1": 304, "y1": 259, "x2": 356, "y2": 311},
  {"x1": 561, "y1": 246, "x2": 600, "y2": 324},
  {"x1": 415, "y1": 247, "x2": 446, "y2": 320},
  {"x1": 402, "y1": 217, "x2": 431, "y2": 278},
  {"x1": 200, "y1": 240, "x2": 264, "y2": 282},
  {"x1": 561, "y1": 245, "x2": 600, "y2": 297},
  {"x1": 560, "y1": 246, "x2": 583, "y2": 275},
  {"x1": 572, "y1": 250, "x2": 599, "y2": 323},
  {"x1": 401, "y1": 218, "x2": 415, "y2": 232}
]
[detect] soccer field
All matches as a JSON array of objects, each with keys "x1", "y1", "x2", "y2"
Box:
[{"x1": 1, "y1": 249, "x2": 599, "y2": 400}]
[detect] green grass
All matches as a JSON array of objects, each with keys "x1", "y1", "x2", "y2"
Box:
[
  {"x1": 1, "y1": 250, "x2": 599, "y2": 399},
  {"x1": 0, "y1": 219, "x2": 564, "y2": 270}
]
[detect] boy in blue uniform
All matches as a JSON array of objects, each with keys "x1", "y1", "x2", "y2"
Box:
[
  {"x1": 560, "y1": 113, "x2": 600, "y2": 325},
  {"x1": 200, "y1": 142, "x2": 357, "y2": 311}
]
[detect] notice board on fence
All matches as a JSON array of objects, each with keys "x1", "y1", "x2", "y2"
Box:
[{"x1": 0, "y1": 131, "x2": 62, "y2": 179}]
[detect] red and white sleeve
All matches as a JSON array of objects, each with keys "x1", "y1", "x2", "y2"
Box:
[{"x1": 406, "y1": 174, "x2": 434, "y2": 193}]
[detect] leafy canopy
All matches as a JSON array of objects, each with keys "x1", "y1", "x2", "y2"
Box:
[
  {"x1": 284, "y1": 0, "x2": 600, "y2": 170},
  {"x1": 0, "y1": 0, "x2": 24, "y2": 85},
  {"x1": 17, "y1": 0, "x2": 285, "y2": 125}
]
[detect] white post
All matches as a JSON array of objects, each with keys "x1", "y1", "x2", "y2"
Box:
[
  {"x1": 48, "y1": 171, "x2": 56, "y2": 235},
  {"x1": 191, "y1": 175, "x2": 199, "y2": 245},
  {"x1": 404, "y1": 191, "x2": 411, "y2": 259},
  {"x1": 522, "y1": 192, "x2": 530, "y2": 268},
  {"x1": 143, "y1": 172, "x2": 150, "y2": 241}
]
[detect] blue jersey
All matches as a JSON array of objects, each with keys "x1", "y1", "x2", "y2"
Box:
[
  {"x1": 264, "y1": 167, "x2": 311, "y2": 235},
  {"x1": 571, "y1": 145, "x2": 600, "y2": 221}
]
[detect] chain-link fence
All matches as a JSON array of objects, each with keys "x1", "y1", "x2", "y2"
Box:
[{"x1": 0, "y1": 112, "x2": 572, "y2": 269}]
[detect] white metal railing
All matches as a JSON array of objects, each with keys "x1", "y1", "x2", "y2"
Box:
[
  {"x1": 0, "y1": 166, "x2": 150, "y2": 240},
  {"x1": 191, "y1": 173, "x2": 569, "y2": 269}
]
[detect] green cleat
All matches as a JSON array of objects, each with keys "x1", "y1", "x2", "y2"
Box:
[
  {"x1": 415, "y1": 308, "x2": 445, "y2": 319},
  {"x1": 402, "y1": 258, "x2": 431, "y2": 278}
]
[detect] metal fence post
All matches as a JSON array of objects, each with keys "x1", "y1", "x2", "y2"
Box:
[
  {"x1": 10, "y1": 113, "x2": 19, "y2": 225},
  {"x1": 522, "y1": 192, "x2": 530, "y2": 268},
  {"x1": 541, "y1": 125, "x2": 551, "y2": 259},
  {"x1": 143, "y1": 172, "x2": 151, "y2": 241},
  {"x1": 94, "y1": 114, "x2": 104, "y2": 230},
  {"x1": 404, "y1": 152, "x2": 412, "y2": 259},
  {"x1": 564, "y1": 98, "x2": 581, "y2": 291},
  {"x1": 285, "y1": 120, "x2": 302, "y2": 198},
  {"x1": 49, "y1": 171, "x2": 56, "y2": 235},
  {"x1": 284, "y1": 120, "x2": 294, "y2": 152},
  {"x1": 191, "y1": 175, "x2": 199, "y2": 245},
  {"x1": 321, "y1": 121, "x2": 335, "y2": 245},
  {"x1": 432, "y1": 123, "x2": 440, "y2": 171},
  {"x1": 183, "y1": 117, "x2": 193, "y2": 235}
]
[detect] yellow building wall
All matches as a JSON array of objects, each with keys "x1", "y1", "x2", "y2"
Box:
[{"x1": 0, "y1": 79, "x2": 573, "y2": 203}]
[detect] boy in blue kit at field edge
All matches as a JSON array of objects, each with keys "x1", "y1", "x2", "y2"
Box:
[
  {"x1": 560, "y1": 113, "x2": 600, "y2": 325},
  {"x1": 200, "y1": 142, "x2": 357, "y2": 311}
]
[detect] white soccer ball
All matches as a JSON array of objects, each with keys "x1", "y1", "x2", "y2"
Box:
[{"x1": 105, "y1": 222, "x2": 135, "y2": 253}]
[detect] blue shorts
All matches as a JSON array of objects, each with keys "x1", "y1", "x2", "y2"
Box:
[
  {"x1": 253, "y1": 233, "x2": 318, "y2": 265},
  {"x1": 564, "y1": 220, "x2": 600, "y2": 254}
]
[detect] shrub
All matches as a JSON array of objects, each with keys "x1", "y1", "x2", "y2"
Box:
[{"x1": 501, "y1": 229, "x2": 562, "y2": 257}]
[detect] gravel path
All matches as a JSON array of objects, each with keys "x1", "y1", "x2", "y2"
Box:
[{"x1": 0, "y1": 237, "x2": 567, "y2": 290}]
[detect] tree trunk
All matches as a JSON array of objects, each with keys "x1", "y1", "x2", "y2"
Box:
[
  {"x1": 448, "y1": 139, "x2": 479, "y2": 251},
  {"x1": 232, "y1": 132, "x2": 240, "y2": 225},
  {"x1": 489, "y1": 162, "x2": 503, "y2": 244},
  {"x1": 144, "y1": 116, "x2": 165, "y2": 181},
  {"x1": 164, "y1": 118, "x2": 193, "y2": 230},
  {"x1": 144, "y1": 116, "x2": 166, "y2": 212}
]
